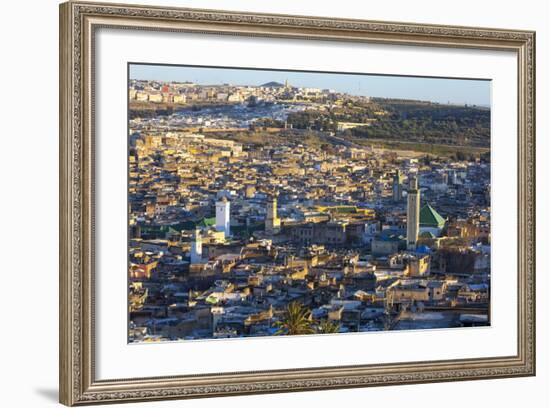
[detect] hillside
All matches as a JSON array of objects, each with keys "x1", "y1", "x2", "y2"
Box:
[
  {"x1": 285, "y1": 98, "x2": 490, "y2": 148},
  {"x1": 362, "y1": 99, "x2": 491, "y2": 147}
]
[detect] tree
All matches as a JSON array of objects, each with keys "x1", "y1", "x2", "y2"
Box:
[
  {"x1": 274, "y1": 302, "x2": 315, "y2": 335},
  {"x1": 317, "y1": 319, "x2": 340, "y2": 334}
]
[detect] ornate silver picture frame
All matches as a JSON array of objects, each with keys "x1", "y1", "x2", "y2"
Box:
[{"x1": 59, "y1": 1, "x2": 535, "y2": 405}]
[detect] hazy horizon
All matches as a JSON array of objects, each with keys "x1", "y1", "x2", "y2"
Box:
[{"x1": 129, "y1": 63, "x2": 491, "y2": 107}]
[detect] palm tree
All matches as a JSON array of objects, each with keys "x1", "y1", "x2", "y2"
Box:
[
  {"x1": 317, "y1": 319, "x2": 340, "y2": 334},
  {"x1": 274, "y1": 302, "x2": 315, "y2": 335}
]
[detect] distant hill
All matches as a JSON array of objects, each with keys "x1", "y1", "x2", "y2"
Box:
[
  {"x1": 353, "y1": 100, "x2": 491, "y2": 148},
  {"x1": 261, "y1": 81, "x2": 285, "y2": 87},
  {"x1": 285, "y1": 97, "x2": 490, "y2": 149}
]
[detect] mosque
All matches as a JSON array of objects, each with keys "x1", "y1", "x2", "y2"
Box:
[{"x1": 407, "y1": 176, "x2": 446, "y2": 251}]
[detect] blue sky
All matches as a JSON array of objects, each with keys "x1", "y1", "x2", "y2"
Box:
[{"x1": 129, "y1": 63, "x2": 491, "y2": 106}]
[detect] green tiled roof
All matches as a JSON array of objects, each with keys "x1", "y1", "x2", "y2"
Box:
[
  {"x1": 334, "y1": 206, "x2": 357, "y2": 214},
  {"x1": 196, "y1": 217, "x2": 216, "y2": 228},
  {"x1": 420, "y1": 230, "x2": 436, "y2": 239},
  {"x1": 419, "y1": 204, "x2": 446, "y2": 228},
  {"x1": 138, "y1": 217, "x2": 216, "y2": 234}
]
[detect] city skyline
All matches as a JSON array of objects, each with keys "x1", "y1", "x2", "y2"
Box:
[
  {"x1": 129, "y1": 63, "x2": 492, "y2": 106},
  {"x1": 128, "y1": 70, "x2": 491, "y2": 343}
]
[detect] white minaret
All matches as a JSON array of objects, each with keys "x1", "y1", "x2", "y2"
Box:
[
  {"x1": 216, "y1": 196, "x2": 230, "y2": 238},
  {"x1": 406, "y1": 176, "x2": 420, "y2": 251},
  {"x1": 190, "y1": 228, "x2": 202, "y2": 264}
]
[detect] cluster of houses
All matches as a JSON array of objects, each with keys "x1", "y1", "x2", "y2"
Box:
[
  {"x1": 128, "y1": 122, "x2": 491, "y2": 342},
  {"x1": 129, "y1": 79, "x2": 344, "y2": 106}
]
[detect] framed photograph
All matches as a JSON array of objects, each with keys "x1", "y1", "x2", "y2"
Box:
[{"x1": 59, "y1": 1, "x2": 536, "y2": 405}]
